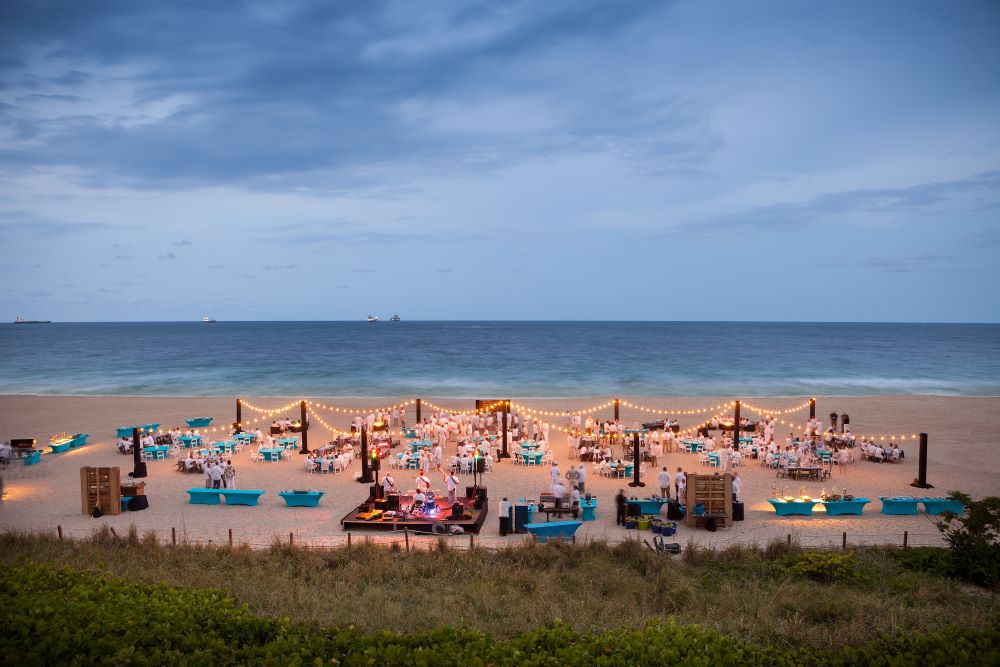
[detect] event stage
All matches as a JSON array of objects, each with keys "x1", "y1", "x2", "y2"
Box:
[{"x1": 341, "y1": 490, "x2": 489, "y2": 533}]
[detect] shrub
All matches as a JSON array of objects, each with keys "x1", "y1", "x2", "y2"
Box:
[
  {"x1": 934, "y1": 492, "x2": 1000, "y2": 587},
  {"x1": 2, "y1": 563, "x2": 999, "y2": 666},
  {"x1": 788, "y1": 552, "x2": 857, "y2": 583}
]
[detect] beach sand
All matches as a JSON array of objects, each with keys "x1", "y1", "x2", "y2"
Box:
[{"x1": 1, "y1": 395, "x2": 997, "y2": 550}]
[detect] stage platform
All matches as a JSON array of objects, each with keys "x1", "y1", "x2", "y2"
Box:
[{"x1": 341, "y1": 493, "x2": 488, "y2": 533}]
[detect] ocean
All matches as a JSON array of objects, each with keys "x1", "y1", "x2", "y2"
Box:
[{"x1": 0, "y1": 321, "x2": 997, "y2": 397}]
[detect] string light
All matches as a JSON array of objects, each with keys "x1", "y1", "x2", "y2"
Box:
[
  {"x1": 307, "y1": 399, "x2": 415, "y2": 414},
  {"x1": 508, "y1": 400, "x2": 616, "y2": 418},
  {"x1": 305, "y1": 406, "x2": 356, "y2": 437},
  {"x1": 238, "y1": 399, "x2": 302, "y2": 416},
  {"x1": 739, "y1": 399, "x2": 814, "y2": 416},
  {"x1": 619, "y1": 399, "x2": 736, "y2": 415}
]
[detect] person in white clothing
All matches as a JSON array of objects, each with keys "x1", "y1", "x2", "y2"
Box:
[
  {"x1": 442, "y1": 470, "x2": 459, "y2": 505},
  {"x1": 658, "y1": 467, "x2": 672, "y2": 500},
  {"x1": 732, "y1": 472, "x2": 743, "y2": 502},
  {"x1": 550, "y1": 463, "x2": 561, "y2": 483},
  {"x1": 576, "y1": 464, "x2": 587, "y2": 494},
  {"x1": 675, "y1": 468, "x2": 686, "y2": 500}
]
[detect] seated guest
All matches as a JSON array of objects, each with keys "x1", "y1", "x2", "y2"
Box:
[{"x1": 182, "y1": 454, "x2": 194, "y2": 471}]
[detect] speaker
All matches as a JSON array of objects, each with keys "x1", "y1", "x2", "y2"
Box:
[
  {"x1": 475, "y1": 457, "x2": 486, "y2": 473},
  {"x1": 127, "y1": 495, "x2": 149, "y2": 511},
  {"x1": 374, "y1": 499, "x2": 388, "y2": 510},
  {"x1": 450, "y1": 502, "x2": 465, "y2": 518},
  {"x1": 370, "y1": 455, "x2": 380, "y2": 472},
  {"x1": 387, "y1": 493, "x2": 400, "y2": 511}
]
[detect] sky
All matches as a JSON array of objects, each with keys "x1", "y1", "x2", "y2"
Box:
[{"x1": 1, "y1": 0, "x2": 999, "y2": 322}]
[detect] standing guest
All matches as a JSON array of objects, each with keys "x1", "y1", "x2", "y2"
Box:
[
  {"x1": 382, "y1": 472, "x2": 396, "y2": 496},
  {"x1": 442, "y1": 469, "x2": 460, "y2": 505},
  {"x1": 550, "y1": 462, "x2": 561, "y2": 486},
  {"x1": 675, "y1": 468, "x2": 687, "y2": 502},
  {"x1": 576, "y1": 464, "x2": 587, "y2": 494},
  {"x1": 223, "y1": 459, "x2": 236, "y2": 489},
  {"x1": 659, "y1": 467, "x2": 672, "y2": 500},
  {"x1": 615, "y1": 489, "x2": 627, "y2": 526},
  {"x1": 551, "y1": 478, "x2": 566, "y2": 499},
  {"x1": 498, "y1": 497, "x2": 513, "y2": 536},
  {"x1": 732, "y1": 472, "x2": 742, "y2": 503},
  {"x1": 416, "y1": 472, "x2": 432, "y2": 493},
  {"x1": 209, "y1": 462, "x2": 223, "y2": 489},
  {"x1": 204, "y1": 461, "x2": 213, "y2": 488},
  {"x1": 565, "y1": 464, "x2": 579, "y2": 490}
]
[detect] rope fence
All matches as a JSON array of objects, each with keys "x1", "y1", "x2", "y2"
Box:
[{"x1": 23, "y1": 525, "x2": 946, "y2": 553}]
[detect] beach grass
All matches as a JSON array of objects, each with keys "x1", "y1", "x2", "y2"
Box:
[{"x1": 1, "y1": 530, "x2": 995, "y2": 651}]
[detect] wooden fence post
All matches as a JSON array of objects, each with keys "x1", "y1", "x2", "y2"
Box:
[
  {"x1": 172, "y1": 527, "x2": 177, "y2": 546},
  {"x1": 469, "y1": 534, "x2": 474, "y2": 550},
  {"x1": 787, "y1": 533, "x2": 791, "y2": 546},
  {"x1": 229, "y1": 528, "x2": 233, "y2": 547},
  {"x1": 289, "y1": 532, "x2": 294, "y2": 546},
  {"x1": 903, "y1": 531, "x2": 908, "y2": 549},
  {"x1": 405, "y1": 528, "x2": 410, "y2": 552},
  {"x1": 57, "y1": 525, "x2": 63, "y2": 541},
  {"x1": 842, "y1": 532, "x2": 847, "y2": 550},
  {"x1": 348, "y1": 532, "x2": 352, "y2": 548}
]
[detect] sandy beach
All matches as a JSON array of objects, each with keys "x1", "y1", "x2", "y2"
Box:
[{"x1": 2, "y1": 395, "x2": 997, "y2": 550}]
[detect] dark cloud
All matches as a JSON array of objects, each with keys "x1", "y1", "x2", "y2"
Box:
[
  {"x1": 157, "y1": 252, "x2": 176, "y2": 260},
  {"x1": 0, "y1": 1, "x2": 682, "y2": 189},
  {"x1": 173, "y1": 239, "x2": 193, "y2": 247},
  {"x1": 0, "y1": 210, "x2": 114, "y2": 235},
  {"x1": 674, "y1": 172, "x2": 1000, "y2": 237}
]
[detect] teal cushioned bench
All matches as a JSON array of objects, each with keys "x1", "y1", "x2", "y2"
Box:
[
  {"x1": 525, "y1": 520, "x2": 582, "y2": 543},
  {"x1": 278, "y1": 491, "x2": 324, "y2": 507},
  {"x1": 187, "y1": 488, "x2": 221, "y2": 505},
  {"x1": 220, "y1": 489, "x2": 265, "y2": 506}
]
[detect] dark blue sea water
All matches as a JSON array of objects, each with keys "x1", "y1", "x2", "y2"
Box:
[{"x1": 0, "y1": 322, "x2": 997, "y2": 397}]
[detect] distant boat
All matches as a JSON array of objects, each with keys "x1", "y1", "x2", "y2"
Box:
[
  {"x1": 14, "y1": 316, "x2": 51, "y2": 324},
  {"x1": 367, "y1": 315, "x2": 380, "y2": 323},
  {"x1": 390, "y1": 314, "x2": 401, "y2": 321},
  {"x1": 203, "y1": 316, "x2": 216, "y2": 323}
]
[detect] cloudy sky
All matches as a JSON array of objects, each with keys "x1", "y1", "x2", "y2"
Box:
[{"x1": 1, "y1": 0, "x2": 998, "y2": 322}]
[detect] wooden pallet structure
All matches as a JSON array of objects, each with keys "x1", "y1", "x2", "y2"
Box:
[
  {"x1": 685, "y1": 473, "x2": 733, "y2": 529},
  {"x1": 81, "y1": 466, "x2": 122, "y2": 516}
]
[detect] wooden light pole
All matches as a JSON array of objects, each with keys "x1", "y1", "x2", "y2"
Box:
[
  {"x1": 235, "y1": 399, "x2": 242, "y2": 433},
  {"x1": 415, "y1": 398, "x2": 422, "y2": 423},
  {"x1": 613, "y1": 398, "x2": 620, "y2": 422},
  {"x1": 500, "y1": 400, "x2": 510, "y2": 458},
  {"x1": 628, "y1": 431, "x2": 644, "y2": 488},
  {"x1": 911, "y1": 433, "x2": 933, "y2": 489},
  {"x1": 809, "y1": 398, "x2": 816, "y2": 420},
  {"x1": 358, "y1": 427, "x2": 374, "y2": 483},
  {"x1": 299, "y1": 400, "x2": 309, "y2": 454},
  {"x1": 131, "y1": 427, "x2": 147, "y2": 478},
  {"x1": 733, "y1": 400, "x2": 741, "y2": 452}
]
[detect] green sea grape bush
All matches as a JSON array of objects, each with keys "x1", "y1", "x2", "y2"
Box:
[
  {"x1": 1, "y1": 564, "x2": 999, "y2": 666},
  {"x1": 934, "y1": 492, "x2": 1000, "y2": 587},
  {"x1": 788, "y1": 552, "x2": 858, "y2": 583}
]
